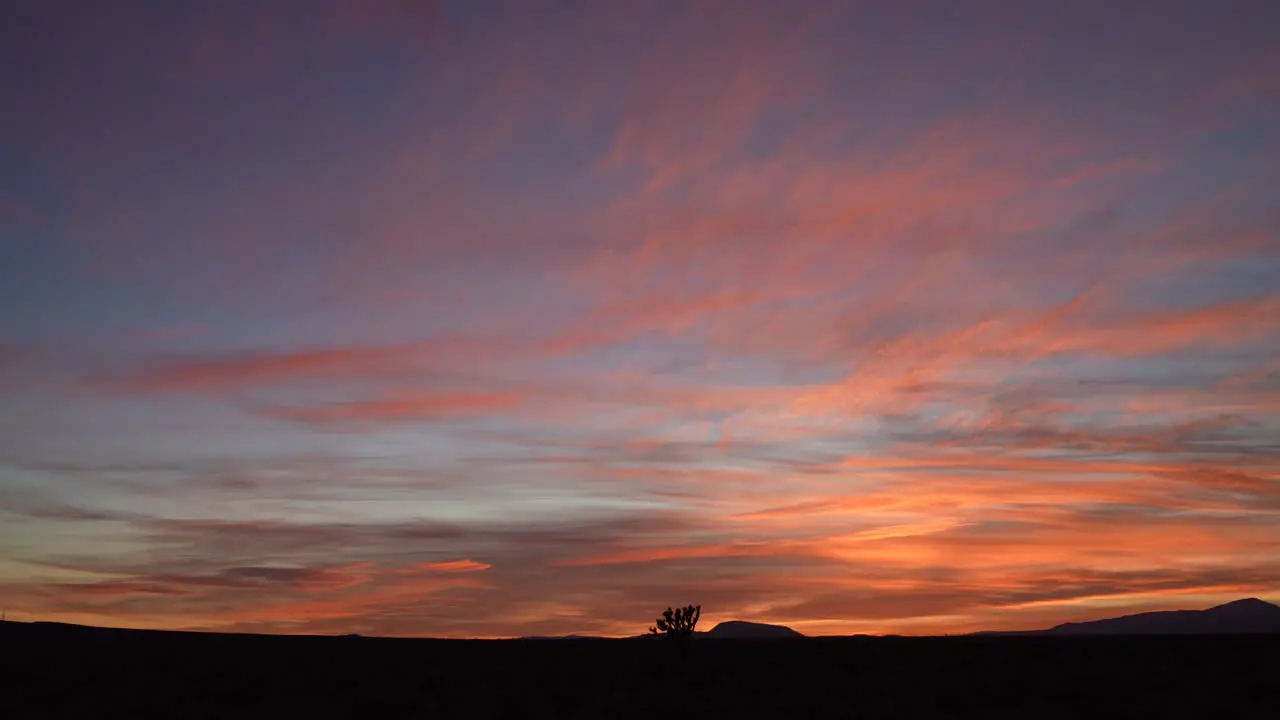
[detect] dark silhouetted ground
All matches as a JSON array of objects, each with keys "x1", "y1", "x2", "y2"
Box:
[{"x1": 2, "y1": 621, "x2": 1277, "y2": 718}]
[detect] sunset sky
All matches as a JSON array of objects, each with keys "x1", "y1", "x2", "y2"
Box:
[{"x1": 1, "y1": 0, "x2": 1278, "y2": 638}]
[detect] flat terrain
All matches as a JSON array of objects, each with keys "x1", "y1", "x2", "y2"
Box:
[{"x1": 2, "y1": 623, "x2": 1277, "y2": 718}]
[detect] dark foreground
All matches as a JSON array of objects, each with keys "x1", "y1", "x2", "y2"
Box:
[{"x1": 2, "y1": 623, "x2": 1277, "y2": 718}]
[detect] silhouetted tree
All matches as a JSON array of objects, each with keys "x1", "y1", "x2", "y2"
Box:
[{"x1": 649, "y1": 604, "x2": 700, "y2": 637}]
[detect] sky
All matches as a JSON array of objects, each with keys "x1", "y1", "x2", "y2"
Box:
[{"x1": 1, "y1": 0, "x2": 1278, "y2": 638}]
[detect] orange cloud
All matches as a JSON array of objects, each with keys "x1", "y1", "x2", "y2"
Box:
[
  {"x1": 556, "y1": 541, "x2": 775, "y2": 567},
  {"x1": 399, "y1": 559, "x2": 491, "y2": 573}
]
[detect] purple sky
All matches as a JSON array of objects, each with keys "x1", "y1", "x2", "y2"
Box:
[{"x1": 1, "y1": 0, "x2": 1278, "y2": 637}]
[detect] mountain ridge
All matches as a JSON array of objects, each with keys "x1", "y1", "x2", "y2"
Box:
[
  {"x1": 1042, "y1": 597, "x2": 1280, "y2": 635},
  {"x1": 971, "y1": 598, "x2": 1280, "y2": 636}
]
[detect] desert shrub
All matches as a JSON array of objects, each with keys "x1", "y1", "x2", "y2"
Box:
[{"x1": 649, "y1": 605, "x2": 700, "y2": 637}]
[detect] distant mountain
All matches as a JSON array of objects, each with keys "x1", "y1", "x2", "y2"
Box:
[
  {"x1": 703, "y1": 621, "x2": 804, "y2": 638},
  {"x1": 987, "y1": 598, "x2": 1280, "y2": 636},
  {"x1": 620, "y1": 620, "x2": 805, "y2": 639}
]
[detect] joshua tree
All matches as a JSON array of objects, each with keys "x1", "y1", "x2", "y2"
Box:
[{"x1": 649, "y1": 604, "x2": 701, "y2": 637}]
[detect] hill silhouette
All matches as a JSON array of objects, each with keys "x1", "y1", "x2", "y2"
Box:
[
  {"x1": 1043, "y1": 597, "x2": 1280, "y2": 635},
  {"x1": 704, "y1": 621, "x2": 804, "y2": 638},
  {"x1": 621, "y1": 619, "x2": 804, "y2": 639}
]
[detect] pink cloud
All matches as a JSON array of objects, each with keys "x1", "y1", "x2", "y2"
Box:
[{"x1": 261, "y1": 389, "x2": 528, "y2": 424}]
